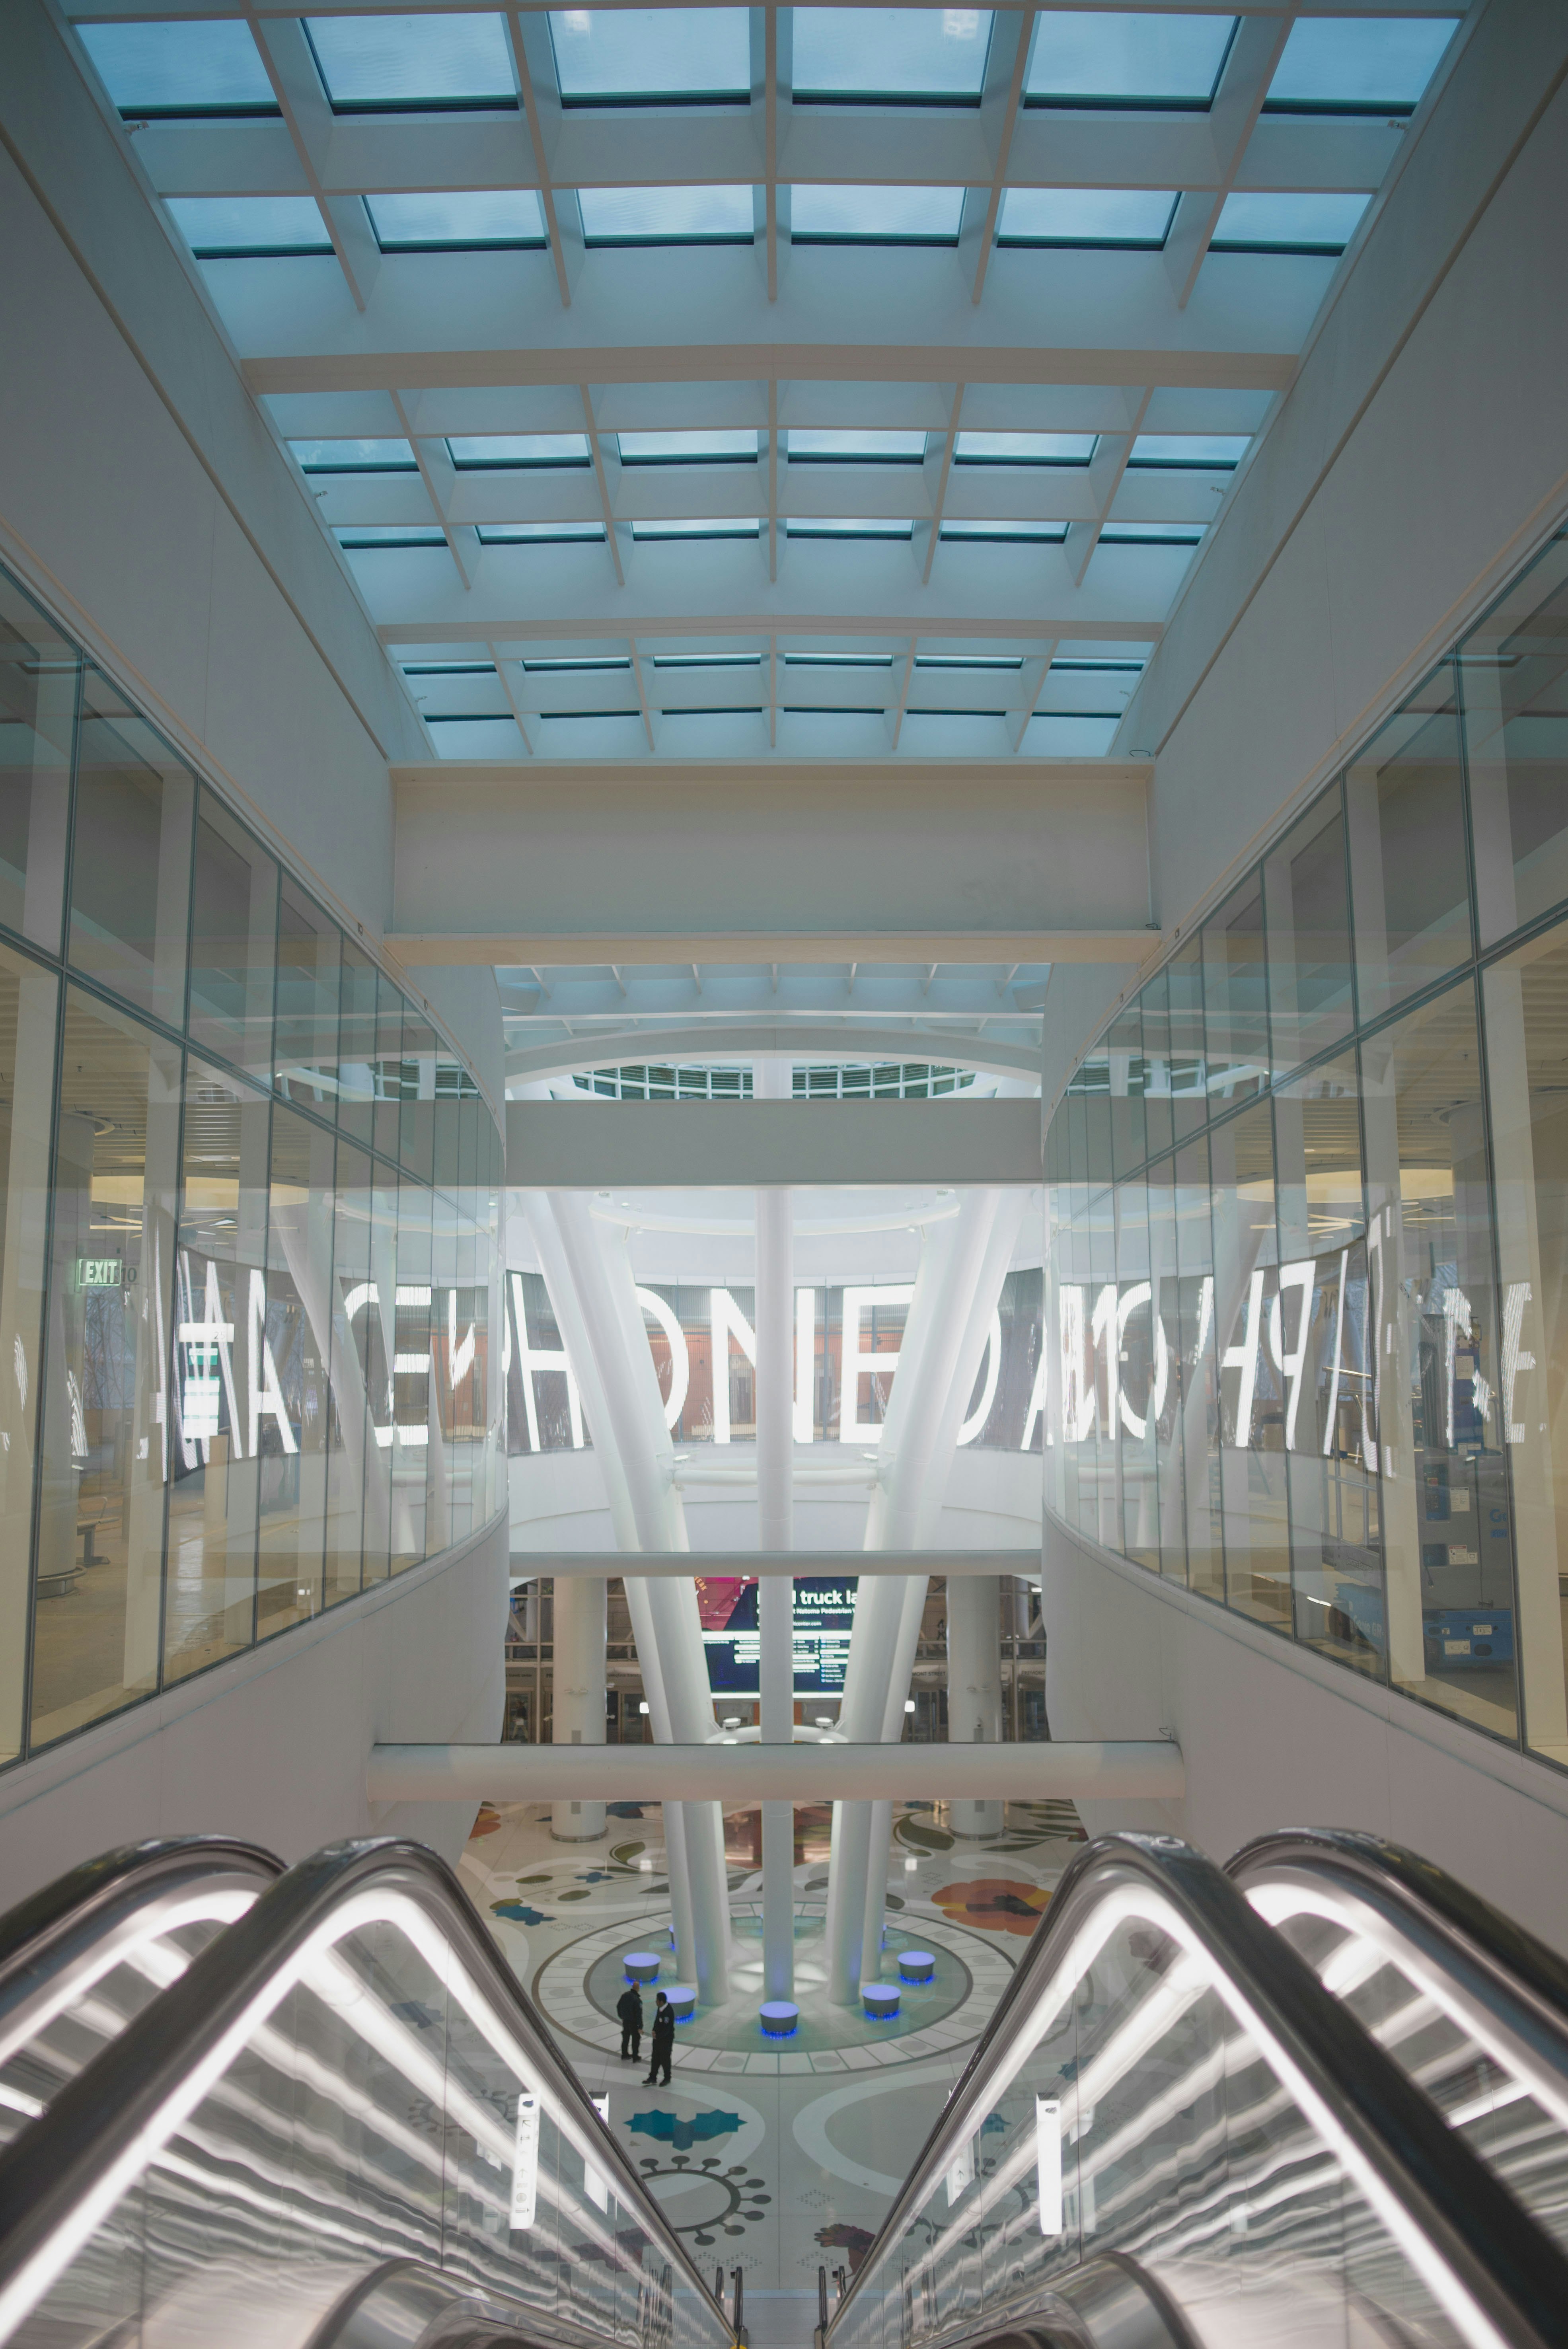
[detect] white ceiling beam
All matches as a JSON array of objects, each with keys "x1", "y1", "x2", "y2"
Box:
[
  {"x1": 507, "y1": 1024, "x2": 1047, "y2": 1084},
  {"x1": 1164, "y1": 14, "x2": 1297, "y2": 311},
  {"x1": 486, "y1": 640, "x2": 535, "y2": 754},
  {"x1": 380, "y1": 612, "x2": 1161, "y2": 645},
  {"x1": 580, "y1": 385, "x2": 625, "y2": 585},
  {"x1": 504, "y1": 5, "x2": 571, "y2": 310},
  {"x1": 395, "y1": 927, "x2": 1159, "y2": 967}
]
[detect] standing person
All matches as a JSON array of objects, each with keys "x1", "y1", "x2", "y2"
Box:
[
  {"x1": 644, "y1": 1990, "x2": 675, "y2": 2086},
  {"x1": 617, "y1": 1980, "x2": 644, "y2": 2063}
]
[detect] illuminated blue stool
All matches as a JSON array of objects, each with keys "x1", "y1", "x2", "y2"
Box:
[
  {"x1": 665, "y1": 1985, "x2": 696, "y2": 2023},
  {"x1": 862, "y1": 1982, "x2": 900, "y2": 2022},
  {"x1": 760, "y1": 2000, "x2": 799, "y2": 2039},
  {"x1": 624, "y1": 1951, "x2": 660, "y2": 1985},
  {"x1": 898, "y1": 1951, "x2": 936, "y2": 1986}
]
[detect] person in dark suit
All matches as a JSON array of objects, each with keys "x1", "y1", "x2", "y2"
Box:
[
  {"x1": 617, "y1": 1981, "x2": 644, "y2": 2062},
  {"x1": 644, "y1": 1991, "x2": 675, "y2": 2086}
]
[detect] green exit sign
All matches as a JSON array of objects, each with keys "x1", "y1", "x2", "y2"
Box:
[{"x1": 78, "y1": 1258, "x2": 122, "y2": 1289}]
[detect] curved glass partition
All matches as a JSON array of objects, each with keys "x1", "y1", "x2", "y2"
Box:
[
  {"x1": 0, "y1": 561, "x2": 505, "y2": 1775},
  {"x1": 1045, "y1": 529, "x2": 1568, "y2": 1772}
]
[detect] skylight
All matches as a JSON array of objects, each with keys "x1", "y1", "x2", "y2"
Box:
[
  {"x1": 335, "y1": 525, "x2": 448, "y2": 548},
  {"x1": 916, "y1": 655, "x2": 1024, "y2": 670},
  {"x1": 785, "y1": 519, "x2": 914, "y2": 539},
  {"x1": 76, "y1": 19, "x2": 277, "y2": 116},
  {"x1": 940, "y1": 519, "x2": 1067, "y2": 541},
  {"x1": 1025, "y1": 12, "x2": 1235, "y2": 109},
  {"x1": 548, "y1": 8, "x2": 751, "y2": 103},
  {"x1": 786, "y1": 430, "x2": 926, "y2": 464},
  {"x1": 478, "y1": 522, "x2": 606, "y2": 542},
  {"x1": 1099, "y1": 523, "x2": 1203, "y2": 544},
  {"x1": 1264, "y1": 17, "x2": 1459, "y2": 115},
  {"x1": 364, "y1": 190, "x2": 547, "y2": 250},
  {"x1": 577, "y1": 186, "x2": 755, "y2": 243},
  {"x1": 791, "y1": 8, "x2": 993, "y2": 104},
  {"x1": 168, "y1": 196, "x2": 333, "y2": 257},
  {"x1": 617, "y1": 430, "x2": 760, "y2": 465},
  {"x1": 449, "y1": 435, "x2": 590, "y2": 467},
  {"x1": 1128, "y1": 434, "x2": 1249, "y2": 468},
  {"x1": 305, "y1": 14, "x2": 516, "y2": 111},
  {"x1": 403, "y1": 662, "x2": 496, "y2": 676},
  {"x1": 291, "y1": 438, "x2": 415, "y2": 472},
  {"x1": 997, "y1": 187, "x2": 1177, "y2": 247},
  {"x1": 651, "y1": 652, "x2": 764, "y2": 667},
  {"x1": 953, "y1": 431, "x2": 1095, "y2": 465},
  {"x1": 783, "y1": 652, "x2": 895, "y2": 666},
  {"x1": 522, "y1": 656, "x2": 631, "y2": 672},
  {"x1": 789, "y1": 185, "x2": 965, "y2": 243},
  {"x1": 631, "y1": 518, "x2": 762, "y2": 538},
  {"x1": 1211, "y1": 192, "x2": 1372, "y2": 255}
]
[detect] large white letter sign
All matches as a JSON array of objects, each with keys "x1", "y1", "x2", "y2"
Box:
[
  {"x1": 637, "y1": 1285, "x2": 690, "y2": 1431},
  {"x1": 840, "y1": 1284, "x2": 914, "y2": 1441},
  {"x1": 710, "y1": 1287, "x2": 757, "y2": 1445},
  {"x1": 510, "y1": 1272, "x2": 584, "y2": 1450}
]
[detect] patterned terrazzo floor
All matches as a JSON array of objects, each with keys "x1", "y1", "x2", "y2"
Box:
[{"x1": 458, "y1": 1795, "x2": 1083, "y2": 2346}]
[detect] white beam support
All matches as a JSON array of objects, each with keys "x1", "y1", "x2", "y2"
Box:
[
  {"x1": 504, "y1": 1099, "x2": 1043, "y2": 1189},
  {"x1": 505, "y1": 1025, "x2": 1046, "y2": 1087},
  {"x1": 368, "y1": 1741, "x2": 1186, "y2": 1804},
  {"x1": 754, "y1": 1054, "x2": 795, "y2": 2001},
  {"x1": 512, "y1": 1549, "x2": 1041, "y2": 1578}
]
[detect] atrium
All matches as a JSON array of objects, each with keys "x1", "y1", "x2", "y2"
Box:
[{"x1": 1, "y1": 3, "x2": 1567, "y2": 2347}]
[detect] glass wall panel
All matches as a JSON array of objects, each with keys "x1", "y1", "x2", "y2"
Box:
[
  {"x1": 1210, "y1": 1100, "x2": 1289, "y2": 1629},
  {"x1": 401, "y1": 1007, "x2": 437, "y2": 1183},
  {"x1": 324, "y1": 1140, "x2": 372, "y2": 1607},
  {"x1": 1480, "y1": 933, "x2": 1568, "y2": 1764},
  {"x1": 1106, "y1": 998, "x2": 1145, "y2": 1175},
  {"x1": 339, "y1": 938, "x2": 378, "y2": 1147},
  {"x1": 1347, "y1": 664, "x2": 1471, "y2": 1023},
  {"x1": 1148, "y1": 1155, "x2": 1184, "y2": 1581},
  {"x1": 0, "y1": 573, "x2": 75, "y2": 954},
  {"x1": 258, "y1": 1104, "x2": 333, "y2": 1636},
  {"x1": 1264, "y1": 779, "x2": 1354, "y2": 1076},
  {"x1": 392, "y1": 1177, "x2": 430, "y2": 1572},
  {"x1": 363, "y1": 1167, "x2": 399, "y2": 1584},
  {"x1": 1273, "y1": 1051, "x2": 1382, "y2": 1676},
  {"x1": 374, "y1": 974, "x2": 403, "y2": 1163},
  {"x1": 188, "y1": 789, "x2": 277, "y2": 1079},
  {"x1": 1362, "y1": 980, "x2": 1517, "y2": 1741},
  {"x1": 0, "y1": 948, "x2": 57, "y2": 1762},
  {"x1": 1114, "y1": 1176, "x2": 1158, "y2": 1569},
  {"x1": 1463, "y1": 536, "x2": 1568, "y2": 950},
  {"x1": 1202, "y1": 873, "x2": 1267, "y2": 1111},
  {"x1": 68, "y1": 670, "x2": 193, "y2": 1030},
  {"x1": 1086, "y1": 1183, "x2": 1117, "y2": 1547},
  {"x1": 33, "y1": 989, "x2": 180, "y2": 1744},
  {"x1": 1079, "y1": 1041, "x2": 1111, "y2": 1190},
  {"x1": 1141, "y1": 971, "x2": 1175, "y2": 1161},
  {"x1": 1173, "y1": 1135, "x2": 1222, "y2": 1598},
  {"x1": 1166, "y1": 935, "x2": 1206, "y2": 1139},
  {"x1": 274, "y1": 879, "x2": 341, "y2": 1115},
  {"x1": 165, "y1": 1059, "x2": 269, "y2": 1683}
]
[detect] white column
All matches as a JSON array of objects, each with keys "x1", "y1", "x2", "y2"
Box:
[
  {"x1": 946, "y1": 1576, "x2": 1004, "y2": 1835},
  {"x1": 754, "y1": 1056, "x2": 796, "y2": 2001},
  {"x1": 551, "y1": 1571, "x2": 608, "y2": 1841}
]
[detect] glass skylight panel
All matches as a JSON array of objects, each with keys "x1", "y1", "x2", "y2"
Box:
[
  {"x1": 76, "y1": 19, "x2": 277, "y2": 116},
  {"x1": 916, "y1": 654, "x2": 1024, "y2": 670},
  {"x1": 577, "y1": 186, "x2": 755, "y2": 243},
  {"x1": 631, "y1": 518, "x2": 761, "y2": 538},
  {"x1": 1099, "y1": 522, "x2": 1202, "y2": 543},
  {"x1": 167, "y1": 196, "x2": 333, "y2": 257},
  {"x1": 1211, "y1": 192, "x2": 1371, "y2": 254},
  {"x1": 305, "y1": 14, "x2": 516, "y2": 111},
  {"x1": 940, "y1": 519, "x2": 1067, "y2": 541},
  {"x1": 792, "y1": 8, "x2": 993, "y2": 104},
  {"x1": 1025, "y1": 12, "x2": 1235, "y2": 108},
  {"x1": 477, "y1": 522, "x2": 605, "y2": 542},
  {"x1": 787, "y1": 430, "x2": 926, "y2": 464},
  {"x1": 997, "y1": 187, "x2": 1176, "y2": 247},
  {"x1": 449, "y1": 434, "x2": 590, "y2": 467},
  {"x1": 789, "y1": 185, "x2": 965, "y2": 243},
  {"x1": 522, "y1": 656, "x2": 631, "y2": 671},
  {"x1": 291, "y1": 438, "x2": 415, "y2": 472},
  {"x1": 548, "y1": 8, "x2": 751, "y2": 103},
  {"x1": 1265, "y1": 17, "x2": 1459, "y2": 114},
  {"x1": 403, "y1": 662, "x2": 496, "y2": 675},
  {"x1": 783, "y1": 652, "x2": 895, "y2": 666},
  {"x1": 651, "y1": 652, "x2": 763, "y2": 666},
  {"x1": 954, "y1": 431, "x2": 1095, "y2": 465},
  {"x1": 365, "y1": 190, "x2": 547, "y2": 250},
  {"x1": 334, "y1": 525, "x2": 448, "y2": 547},
  {"x1": 785, "y1": 518, "x2": 914, "y2": 538},
  {"x1": 1128, "y1": 434, "x2": 1249, "y2": 468},
  {"x1": 617, "y1": 430, "x2": 759, "y2": 465}
]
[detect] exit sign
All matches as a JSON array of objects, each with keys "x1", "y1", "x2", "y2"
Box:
[{"x1": 78, "y1": 1259, "x2": 122, "y2": 1289}]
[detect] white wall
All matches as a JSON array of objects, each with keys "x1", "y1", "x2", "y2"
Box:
[
  {"x1": 0, "y1": 1513, "x2": 509, "y2": 1905},
  {"x1": 1044, "y1": 1508, "x2": 1568, "y2": 1958}
]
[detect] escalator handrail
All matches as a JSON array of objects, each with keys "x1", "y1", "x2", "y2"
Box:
[
  {"x1": 0, "y1": 1834, "x2": 728, "y2": 2342},
  {"x1": 0, "y1": 1836, "x2": 283, "y2": 2059},
  {"x1": 824, "y1": 1829, "x2": 1568, "y2": 2349},
  {"x1": 1228, "y1": 1825, "x2": 1568, "y2": 2080}
]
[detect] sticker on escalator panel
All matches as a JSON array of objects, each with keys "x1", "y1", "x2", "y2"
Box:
[{"x1": 512, "y1": 2092, "x2": 540, "y2": 2229}]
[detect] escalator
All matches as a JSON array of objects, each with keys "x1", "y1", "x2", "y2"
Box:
[{"x1": 1, "y1": 1831, "x2": 1567, "y2": 2349}]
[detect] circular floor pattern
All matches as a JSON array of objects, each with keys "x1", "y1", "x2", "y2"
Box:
[{"x1": 533, "y1": 1903, "x2": 1014, "y2": 2076}]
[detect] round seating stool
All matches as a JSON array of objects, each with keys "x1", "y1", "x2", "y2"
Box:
[
  {"x1": 898, "y1": 1951, "x2": 937, "y2": 1986},
  {"x1": 665, "y1": 1985, "x2": 696, "y2": 2023},
  {"x1": 623, "y1": 1951, "x2": 660, "y2": 1985},
  {"x1": 760, "y1": 2000, "x2": 799, "y2": 2039},
  {"x1": 862, "y1": 1982, "x2": 900, "y2": 2021}
]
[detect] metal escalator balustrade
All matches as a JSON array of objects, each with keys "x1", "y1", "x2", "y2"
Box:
[
  {"x1": 0, "y1": 1837, "x2": 281, "y2": 2153},
  {"x1": 825, "y1": 1832, "x2": 1568, "y2": 2349},
  {"x1": 0, "y1": 1837, "x2": 734, "y2": 2349},
  {"x1": 1231, "y1": 1829, "x2": 1568, "y2": 2259}
]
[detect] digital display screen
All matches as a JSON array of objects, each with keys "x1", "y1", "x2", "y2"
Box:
[{"x1": 697, "y1": 1576, "x2": 858, "y2": 1693}]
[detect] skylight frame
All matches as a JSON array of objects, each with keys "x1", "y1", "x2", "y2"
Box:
[
  {"x1": 1208, "y1": 190, "x2": 1373, "y2": 257},
  {"x1": 1022, "y1": 11, "x2": 1237, "y2": 113},
  {"x1": 616, "y1": 430, "x2": 761, "y2": 468},
  {"x1": 781, "y1": 652, "x2": 896, "y2": 668},
  {"x1": 292, "y1": 438, "x2": 418, "y2": 475},
  {"x1": 448, "y1": 434, "x2": 592, "y2": 470},
  {"x1": 576, "y1": 185, "x2": 757, "y2": 247},
  {"x1": 1260, "y1": 16, "x2": 1460, "y2": 118},
  {"x1": 784, "y1": 519, "x2": 915, "y2": 541},
  {"x1": 650, "y1": 652, "x2": 765, "y2": 669},
  {"x1": 995, "y1": 187, "x2": 1179, "y2": 251},
  {"x1": 787, "y1": 184, "x2": 966, "y2": 247},
  {"x1": 790, "y1": 6, "x2": 995, "y2": 109},
  {"x1": 402, "y1": 661, "x2": 498, "y2": 677},
  {"x1": 303, "y1": 14, "x2": 520, "y2": 115},
  {"x1": 1098, "y1": 523, "x2": 1204, "y2": 545},
  {"x1": 335, "y1": 525, "x2": 451, "y2": 549},
  {"x1": 168, "y1": 195, "x2": 335, "y2": 259},
  {"x1": 74, "y1": 18, "x2": 282, "y2": 119},
  {"x1": 939, "y1": 519, "x2": 1069, "y2": 543},
  {"x1": 1125, "y1": 434, "x2": 1249, "y2": 471},
  {"x1": 785, "y1": 429, "x2": 928, "y2": 466},
  {"x1": 521, "y1": 655, "x2": 633, "y2": 673},
  {"x1": 952, "y1": 431, "x2": 1096, "y2": 467},
  {"x1": 630, "y1": 518, "x2": 763, "y2": 540},
  {"x1": 476, "y1": 522, "x2": 608, "y2": 545},
  {"x1": 914, "y1": 654, "x2": 1026, "y2": 671},
  {"x1": 547, "y1": 7, "x2": 753, "y2": 110},
  {"x1": 364, "y1": 189, "x2": 548, "y2": 253}
]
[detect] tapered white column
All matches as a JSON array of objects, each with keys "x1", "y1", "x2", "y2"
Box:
[
  {"x1": 551, "y1": 1571, "x2": 608, "y2": 1841},
  {"x1": 754, "y1": 1058, "x2": 796, "y2": 2000}
]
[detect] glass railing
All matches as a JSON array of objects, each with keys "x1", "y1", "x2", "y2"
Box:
[
  {"x1": 826, "y1": 1832, "x2": 1567, "y2": 2349},
  {"x1": 0, "y1": 1837, "x2": 733, "y2": 2349},
  {"x1": 1233, "y1": 1828, "x2": 1568, "y2": 2263}
]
